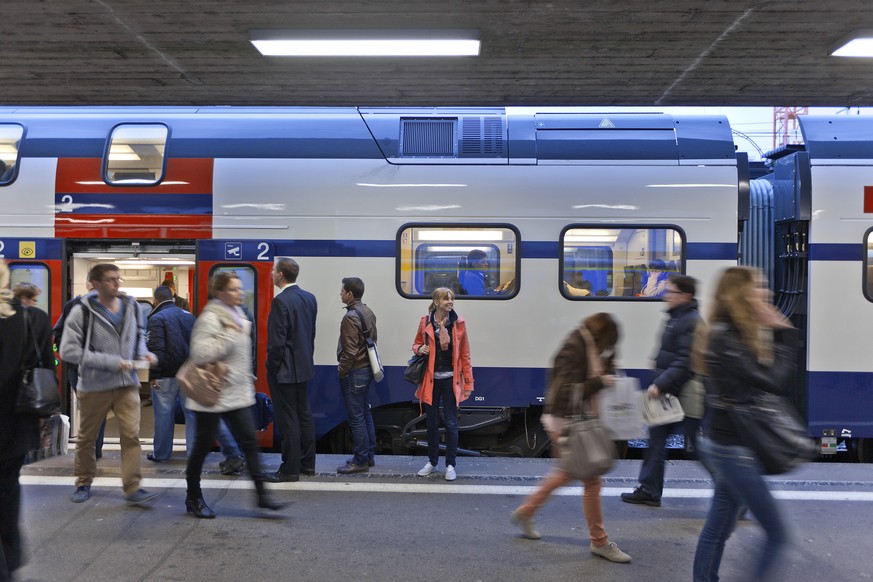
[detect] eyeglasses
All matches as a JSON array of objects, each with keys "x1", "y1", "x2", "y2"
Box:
[
  {"x1": 102, "y1": 277, "x2": 123, "y2": 284},
  {"x1": 665, "y1": 289, "x2": 687, "y2": 295}
]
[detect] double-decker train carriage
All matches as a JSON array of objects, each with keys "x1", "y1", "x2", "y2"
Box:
[{"x1": 0, "y1": 107, "x2": 870, "y2": 461}]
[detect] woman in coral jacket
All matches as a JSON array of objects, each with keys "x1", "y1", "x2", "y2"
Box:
[{"x1": 411, "y1": 287, "x2": 473, "y2": 481}]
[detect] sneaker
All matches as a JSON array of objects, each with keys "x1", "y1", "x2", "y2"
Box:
[
  {"x1": 336, "y1": 462, "x2": 369, "y2": 474},
  {"x1": 219, "y1": 456, "x2": 246, "y2": 475},
  {"x1": 590, "y1": 542, "x2": 632, "y2": 563},
  {"x1": 510, "y1": 509, "x2": 542, "y2": 540},
  {"x1": 445, "y1": 465, "x2": 457, "y2": 481},
  {"x1": 417, "y1": 462, "x2": 436, "y2": 477},
  {"x1": 125, "y1": 489, "x2": 159, "y2": 506},
  {"x1": 70, "y1": 485, "x2": 91, "y2": 503},
  {"x1": 620, "y1": 488, "x2": 661, "y2": 507}
]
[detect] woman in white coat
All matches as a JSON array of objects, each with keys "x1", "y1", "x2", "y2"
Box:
[{"x1": 184, "y1": 271, "x2": 284, "y2": 518}]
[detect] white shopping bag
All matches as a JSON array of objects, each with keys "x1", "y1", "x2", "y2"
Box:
[
  {"x1": 57, "y1": 414, "x2": 70, "y2": 455},
  {"x1": 640, "y1": 392, "x2": 685, "y2": 427},
  {"x1": 596, "y1": 376, "x2": 645, "y2": 440}
]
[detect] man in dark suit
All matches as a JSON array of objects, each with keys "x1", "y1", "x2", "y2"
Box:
[{"x1": 265, "y1": 258, "x2": 318, "y2": 482}]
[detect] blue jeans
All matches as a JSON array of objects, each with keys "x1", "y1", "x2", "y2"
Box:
[
  {"x1": 425, "y1": 377, "x2": 458, "y2": 467},
  {"x1": 638, "y1": 420, "x2": 682, "y2": 500},
  {"x1": 151, "y1": 378, "x2": 196, "y2": 461},
  {"x1": 693, "y1": 436, "x2": 789, "y2": 582},
  {"x1": 340, "y1": 368, "x2": 376, "y2": 466}
]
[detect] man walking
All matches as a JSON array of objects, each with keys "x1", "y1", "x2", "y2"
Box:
[
  {"x1": 335, "y1": 277, "x2": 378, "y2": 474},
  {"x1": 60, "y1": 264, "x2": 158, "y2": 505},
  {"x1": 621, "y1": 274, "x2": 700, "y2": 507},
  {"x1": 265, "y1": 258, "x2": 318, "y2": 482},
  {"x1": 146, "y1": 285, "x2": 195, "y2": 462}
]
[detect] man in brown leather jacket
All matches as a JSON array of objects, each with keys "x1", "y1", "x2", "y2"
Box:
[{"x1": 335, "y1": 277, "x2": 378, "y2": 474}]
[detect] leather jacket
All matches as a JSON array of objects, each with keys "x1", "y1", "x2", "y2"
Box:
[{"x1": 337, "y1": 299, "x2": 377, "y2": 378}]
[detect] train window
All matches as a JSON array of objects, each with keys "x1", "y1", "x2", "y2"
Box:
[
  {"x1": 560, "y1": 226, "x2": 684, "y2": 299},
  {"x1": 0, "y1": 124, "x2": 24, "y2": 185},
  {"x1": 865, "y1": 229, "x2": 873, "y2": 302},
  {"x1": 9, "y1": 263, "x2": 50, "y2": 314},
  {"x1": 210, "y1": 264, "x2": 257, "y2": 370},
  {"x1": 104, "y1": 124, "x2": 168, "y2": 185},
  {"x1": 397, "y1": 225, "x2": 519, "y2": 299}
]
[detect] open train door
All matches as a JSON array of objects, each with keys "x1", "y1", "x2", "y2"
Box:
[
  {"x1": 195, "y1": 239, "x2": 276, "y2": 448},
  {"x1": 1, "y1": 236, "x2": 65, "y2": 402}
]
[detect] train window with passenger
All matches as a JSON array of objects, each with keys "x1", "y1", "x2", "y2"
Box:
[
  {"x1": 104, "y1": 124, "x2": 168, "y2": 185},
  {"x1": 397, "y1": 225, "x2": 519, "y2": 299},
  {"x1": 9, "y1": 263, "x2": 50, "y2": 314},
  {"x1": 0, "y1": 124, "x2": 24, "y2": 185},
  {"x1": 560, "y1": 226, "x2": 684, "y2": 299},
  {"x1": 865, "y1": 229, "x2": 873, "y2": 302}
]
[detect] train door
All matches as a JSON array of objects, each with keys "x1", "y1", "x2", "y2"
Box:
[
  {"x1": 1, "y1": 236, "x2": 64, "y2": 405},
  {"x1": 195, "y1": 239, "x2": 276, "y2": 447}
]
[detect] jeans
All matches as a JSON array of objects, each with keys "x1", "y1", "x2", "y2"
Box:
[
  {"x1": 340, "y1": 367, "x2": 377, "y2": 466},
  {"x1": 693, "y1": 436, "x2": 789, "y2": 582},
  {"x1": 151, "y1": 378, "x2": 196, "y2": 461},
  {"x1": 215, "y1": 418, "x2": 242, "y2": 459},
  {"x1": 425, "y1": 377, "x2": 458, "y2": 467},
  {"x1": 637, "y1": 420, "x2": 682, "y2": 499}
]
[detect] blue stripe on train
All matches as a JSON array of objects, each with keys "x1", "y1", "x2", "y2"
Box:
[
  {"x1": 55, "y1": 193, "x2": 213, "y2": 215},
  {"x1": 807, "y1": 371, "x2": 873, "y2": 438},
  {"x1": 808, "y1": 243, "x2": 863, "y2": 261}
]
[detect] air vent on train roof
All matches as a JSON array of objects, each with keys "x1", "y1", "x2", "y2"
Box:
[{"x1": 401, "y1": 118, "x2": 456, "y2": 157}]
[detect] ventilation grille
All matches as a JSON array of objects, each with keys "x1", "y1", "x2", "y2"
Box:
[
  {"x1": 401, "y1": 119, "x2": 456, "y2": 157},
  {"x1": 461, "y1": 116, "x2": 504, "y2": 156}
]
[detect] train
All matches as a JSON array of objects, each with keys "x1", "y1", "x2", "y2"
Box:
[{"x1": 0, "y1": 106, "x2": 870, "y2": 461}]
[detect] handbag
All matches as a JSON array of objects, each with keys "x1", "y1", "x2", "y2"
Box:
[
  {"x1": 559, "y1": 383, "x2": 615, "y2": 480},
  {"x1": 714, "y1": 391, "x2": 816, "y2": 475},
  {"x1": 353, "y1": 306, "x2": 384, "y2": 382},
  {"x1": 640, "y1": 392, "x2": 685, "y2": 426},
  {"x1": 403, "y1": 336, "x2": 429, "y2": 384},
  {"x1": 596, "y1": 375, "x2": 645, "y2": 440},
  {"x1": 16, "y1": 310, "x2": 60, "y2": 417},
  {"x1": 176, "y1": 359, "x2": 228, "y2": 407},
  {"x1": 678, "y1": 375, "x2": 705, "y2": 420}
]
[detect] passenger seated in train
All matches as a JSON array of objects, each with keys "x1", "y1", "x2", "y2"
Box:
[
  {"x1": 457, "y1": 249, "x2": 492, "y2": 295},
  {"x1": 0, "y1": 160, "x2": 11, "y2": 182},
  {"x1": 564, "y1": 277, "x2": 593, "y2": 297},
  {"x1": 641, "y1": 260, "x2": 669, "y2": 297}
]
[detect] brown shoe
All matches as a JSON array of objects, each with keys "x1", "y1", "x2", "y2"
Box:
[{"x1": 336, "y1": 462, "x2": 369, "y2": 474}]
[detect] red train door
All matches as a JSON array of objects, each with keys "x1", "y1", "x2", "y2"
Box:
[
  {"x1": 195, "y1": 239, "x2": 276, "y2": 447},
  {"x1": 1, "y1": 236, "x2": 64, "y2": 390}
]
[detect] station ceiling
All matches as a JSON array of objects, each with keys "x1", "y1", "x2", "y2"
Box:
[{"x1": 3, "y1": 1, "x2": 873, "y2": 108}]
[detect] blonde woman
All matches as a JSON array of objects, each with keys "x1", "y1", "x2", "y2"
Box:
[
  {"x1": 0, "y1": 262, "x2": 52, "y2": 579},
  {"x1": 411, "y1": 287, "x2": 473, "y2": 481}
]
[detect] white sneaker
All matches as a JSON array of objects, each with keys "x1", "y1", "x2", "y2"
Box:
[
  {"x1": 590, "y1": 542, "x2": 632, "y2": 563},
  {"x1": 445, "y1": 465, "x2": 457, "y2": 481},
  {"x1": 417, "y1": 462, "x2": 436, "y2": 477}
]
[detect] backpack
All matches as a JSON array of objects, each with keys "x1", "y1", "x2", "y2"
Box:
[{"x1": 52, "y1": 296, "x2": 89, "y2": 350}]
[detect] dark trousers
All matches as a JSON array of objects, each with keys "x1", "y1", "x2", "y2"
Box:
[
  {"x1": 270, "y1": 381, "x2": 316, "y2": 477},
  {"x1": 0, "y1": 456, "x2": 26, "y2": 582},
  {"x1": 425, "y1": 377, "x2": 459, "y2": 467},
  {"x1": 340, "y1": 367, "x2": 377, "y2": 466},
  {"x1": 185, "y1": 408, "x2": 263, "y2": 499},
  {"x1": 638, "y1": 420, "x2": 683, "y2": 500}
]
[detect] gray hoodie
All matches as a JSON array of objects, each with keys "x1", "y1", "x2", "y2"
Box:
[{"x1": 59, "y1": 292, "x2": 152, "y2": 393}]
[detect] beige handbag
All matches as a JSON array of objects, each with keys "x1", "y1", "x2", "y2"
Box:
[
  {"x1": 679, "y1": 375, "x2": 705, "y2": 420},
  {"x1": 176, "y1": 359, "x2": 228, "y2": 407}
]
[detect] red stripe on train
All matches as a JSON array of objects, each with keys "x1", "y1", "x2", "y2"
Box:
[
  {"x1": 55, "y1": 158, "x2": 213, "y2": 194},
  {"x1": 55, "y1": 214, "x2": 212, "y2": 239}
]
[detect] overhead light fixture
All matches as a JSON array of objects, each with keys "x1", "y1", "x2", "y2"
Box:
[
  {"x1": 250, "y1": 29, "x2": 480, "y2": 57},
  {"x1": 829, "y1": 30, "x2": 873, "y2": 57},
  {"x1": 108, "y1": 144, "x2": 141, "y2": 161}
]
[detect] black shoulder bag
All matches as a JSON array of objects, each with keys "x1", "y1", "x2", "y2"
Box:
[{"x1": 16, "y1": 309, "x2": 61, "y2": 417}]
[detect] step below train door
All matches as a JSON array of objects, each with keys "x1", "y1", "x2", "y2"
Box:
[{"x1": 195, "y1": 239, "x2": 276, "y2": 448}]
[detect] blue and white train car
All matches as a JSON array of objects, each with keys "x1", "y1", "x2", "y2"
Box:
[{"x1": 5, "y1": 106, "x2": 852, "y2": 458}]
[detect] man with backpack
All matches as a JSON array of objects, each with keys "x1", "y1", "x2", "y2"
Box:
[{"x1": 59, "y1": 264, "x2": 158, "y2": 505}]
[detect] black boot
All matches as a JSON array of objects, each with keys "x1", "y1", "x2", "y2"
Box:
[
  {"x1": 255, "y1": 479, "x2": 288, "y2": 511},
  {"x1": 185, "y1": 496, "x2": 216, "y2": 519}
]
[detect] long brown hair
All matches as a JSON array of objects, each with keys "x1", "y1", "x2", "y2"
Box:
[
  {"x1": 583, "y1": 312, "x2": 619, "y2": 372},
  {"x1": 0, "y1": 261, "x2": 14, "y2": 318},
  {"x1": 707, "y1": 266, "x2": 763, "y2": 359}
]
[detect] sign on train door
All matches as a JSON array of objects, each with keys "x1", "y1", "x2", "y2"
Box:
[
  {"x1": 195, "y1": 239, "x2": 276, "y2": 447},
  {"x1": 0, "y1": 236, "x2": 65, "y2": 400}
]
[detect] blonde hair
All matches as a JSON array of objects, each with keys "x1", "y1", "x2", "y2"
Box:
[
  {"x1": 0, "y1": 261, "x2": 15, "y2": 318},
  {"x1": 428, "y1": 287, "x2": 455, "y2": 313},
  {"x1": 707, "y1": 266, "x2": 763, "y2": 359}
]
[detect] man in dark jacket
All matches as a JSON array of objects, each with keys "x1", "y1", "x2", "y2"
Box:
[
  {"x1": 335, "y1": 277, "x2": 378, "y2": 474},
  {"x1": 160, "y1": 280, "x2": 190, "y2": 312},
  {"x1": 622, "y1": 274, "x2": 700, "y2": 507},
  {"x1": 147, "y1": 285, "x2": 195, "y2": 462}
]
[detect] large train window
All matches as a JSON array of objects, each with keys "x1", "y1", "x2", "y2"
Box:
[
  {"x1": 865, "y1": 229, "x2": 873, "y2": 302},
  {"x1": 0, "y1": 124, "x2": 24, "y2": 185},
  {"x1": 104, "y1": 124, "x2": 168, "y2": 185},
  {"x1": 560, "y1": 226, "x2": 684, "y2": 299},
  {"x1": 397, "y1": 225, "x2": 520, "y2": 299},
  {"x1": 9, "y1": 263, "x2": 50, "y2": 314}
]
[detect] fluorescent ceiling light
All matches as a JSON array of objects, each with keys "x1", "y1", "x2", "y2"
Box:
[
  {"x1": 829, "y1": 30, "x2": 873, "y2": 56},
  {"x1": 109, "y1": 144, "x2": 141, "y2": 161},
  {"x1": 417, "y1": 230, "x2": 503, "y2": 242},
  {"x1": 250, "y1": 29, "x2": 480, "y2": 57}
]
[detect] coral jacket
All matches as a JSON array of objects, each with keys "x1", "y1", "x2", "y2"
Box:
[{"x1": 411, "y1": 312, "x2": 474, "y2": 406}]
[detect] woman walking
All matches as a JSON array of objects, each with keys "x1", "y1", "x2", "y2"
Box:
[
  {"x1": 0, "y1": 262, "x2": 52, "y2": 581},
  {"x1": 412, "y1": 287, "x2": 473, "y2": 481},
  {"x1": 184, "y1": 271, "x2": 284, "y2": 518},
  {"x1": 693, "y1": 267, "x2": 797, "y2": 581},
  {"x1": 511, "y1": 312, "x2": 631, "y2": 563}
]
